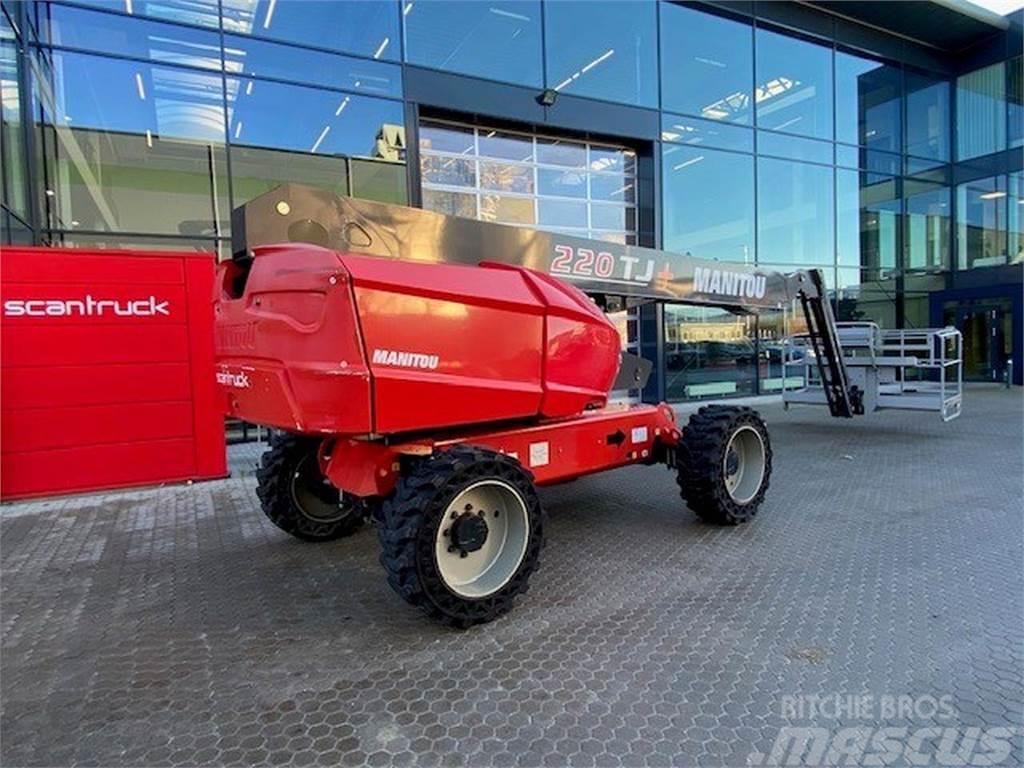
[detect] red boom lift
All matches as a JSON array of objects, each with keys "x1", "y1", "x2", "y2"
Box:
[{"x1": 214, "y1": 186, "x2": 879, "y2": 626}]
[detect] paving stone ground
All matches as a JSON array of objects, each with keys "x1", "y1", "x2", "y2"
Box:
[{"x1": 2, "y1": 386, "x2": 1022, "y2": 767}]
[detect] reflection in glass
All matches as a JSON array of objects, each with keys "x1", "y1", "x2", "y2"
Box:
[
  {"x1": 835, "y1": 267, "x2": 898, "y2": 327},
  {"x1": 956, "y1": 62, "x2": 1007, "y2": 160},
  {"x1": 837, "y1": 169, "x2": 899, "y2": 279},
  {"x1": 664, "y1": 305, "x2": 757, "y2": 401},
  {"x1": 221, "y1": 0, "x2": 400, "y2": 61},
  {"x1": 41, "y1": 4, "x2": 222, "y2": 70},
  {"x1": 835, "y1": 51, "x2": 901, "y2": 152},
  {"x1": 231, "y1": 145, "x2": 348, "y2": 207},
  {"x1": 957, "y1": 175, "x2": 1008, "y2": 269},
  {"x1": 544, "y1": 0, "x2": 656, "y2": 107},
  {"x1": 904, "y1": 180, "x2": 950, "y2": 271},
  {"x1": 226, "y1": 77, "x2": 403, "y2": 158},
  {"x1": 222, "y1": 35, "x2": 402, "y2": 96},
  {"x1": 480, "y1": 194, "x2": 535, "y2": 225},
  {"x1": 757, "y1": 157, "x2": 833, "y2": 265},
  {"x1": 424, "y1": 188, "x2": 475, "y2": 218},
  {"x1": 1010, "y1": 57, "x2": 1023, "y2": 149},
  {"x1": 661, "y1": 114, "x2": 754, "y2": 153},
  {"x1": 1, "y1": 14, "x2": 27, "y2": 218},
  {"x1": 404, "y1": 0, "x2": 542, "y2": 87},
  {"x1": 348, "y1": 157, "x2": 405, "y2": 203},
  {"x1": 756, "y1": 131, "x2": 832, "y2": 165},
  {"x1": 660, "y1": 4, "x2": 753, "y2": 124},
  {"x1": 756, "y1": 28, "x2": 833, "y2": 140},
  {"x1": 66, "y1": 0, "x2": 220, "y2": 28},
  {"x1": 537, "y1": 138, "x2": 586, "y2": 168},
  {"x1": 905, "y1": 69, "x2": 949, "y2": 161},
  {"x1": 1010, "y1": 173, "x2": 1023, "y2": 265},
  {"x1": 662, "y1": 145, "x2": 754, "y2": 263},
  {"x1": 419, "y1": 120, "x2": 637, "y2": 244},
  {"x1": 36, "y1": 51, "x2": 229, "y2": 235}
]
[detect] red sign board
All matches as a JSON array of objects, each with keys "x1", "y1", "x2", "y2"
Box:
[{"x1": 1, "y1": 246, "x2": 227, "y2": 500}]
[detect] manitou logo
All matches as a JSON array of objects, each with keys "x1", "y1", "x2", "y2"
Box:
[
  {"x1": 692, "y1": 267, "x2": 767, "y2": 300},
  {"x1": 216, "y1": 368, "x2": 251, "y2": 389},
  {"x1": 372, "y1": 349, "x2": 440, "y2": 370},
  {"x1": 3, "y1": 295, "x2": 171, "y2": 318}
]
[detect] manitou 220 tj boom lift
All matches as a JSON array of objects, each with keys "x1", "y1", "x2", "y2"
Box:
[{"x1": 215, "y1": 184, "x2": 962, "y2": 627}]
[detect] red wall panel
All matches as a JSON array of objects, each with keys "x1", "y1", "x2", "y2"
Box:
[{"x1": 1, "y1": 246, "x2": 227, "y2": 500}]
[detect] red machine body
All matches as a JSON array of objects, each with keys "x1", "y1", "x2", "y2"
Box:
[
  {"x1": 215, "y1": 243, "x2": 679, "y2": 499},
  {"x1": 216, "y1": 244, "x2": 622, "y2": 436}
]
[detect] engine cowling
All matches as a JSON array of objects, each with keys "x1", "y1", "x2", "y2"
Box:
[{"x1": 214, "y1": 244, "x2": 621, "y2": 437}]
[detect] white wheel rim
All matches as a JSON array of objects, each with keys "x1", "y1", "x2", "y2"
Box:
[
  {"x1": 434, "y1": 479, "x2": 530, "y2": 599},
  {"x1": 722, "y1": 425, "x2": 766, "y2": 504}
]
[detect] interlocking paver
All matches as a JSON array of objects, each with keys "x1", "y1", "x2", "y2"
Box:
[{"x1": 1, "y1": 386, "x2": 1022, "y2": 767}]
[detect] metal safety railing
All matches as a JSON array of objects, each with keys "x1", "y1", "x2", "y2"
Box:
[{"x1": 782, "y1": 323, "x2": 963, "y2": 422}]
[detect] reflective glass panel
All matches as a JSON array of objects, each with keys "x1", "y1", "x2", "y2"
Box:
[
  {"x1": 544, "y1": 0, "x2": 656, "y2": 107},
  {"x1": 37, "y1": 50, "x2": 229, "y2": 235},
  {"x1": 905, "y1": 69, "x2": 949, "y2": 161},
  {"x1": 221, "y1": 0, "x2": 400, "y2": 61},
  {"x1": 663, "y1": 145, "x2": 754, "y2": 263},
  {"x1": 903, "y1": 179, "x2": 950, "y2": 270},
  {"x1": 660, "y1": 4, "x2": 753, "y2": 124},
  {"x1": 223, "y1": 35, "x2": 402, "y2": 97},
  {"x1": 756, "y1": 131, "x2": 832, "y2": 165},
  {"x1": 661, "y1": 114, "x2": 754, "y2": 153},
  {"x1": 1009, "y1": 172, "x2": 1023, "y2": 264},
  {"x1": 350, "y1": 158, "x2": 407, "y2": 204},
  {"x1": 835, "y1": 50, "x2": 901, "y2": 152},
  {"x1": 1, "y1": 11, "x2": 26, "y2": 217},
  {"x1": 1010, "y1": 57, "x2": 1023, "y2": 149},
  {"x1": 664, "y1": 305, "x2": 757, "y2": 401},
  {"x1": 226, "y1": 78, "x2": 403, "y2": 158},
  {"x1": 835, "y1": 267, "x2": 898, "y2": 327},
  {"x1": 41, "y1": 4, "x2": 221, "y2": 70},
  {"x1": 757, "y1": 157, "x2": 834, "y2": 264},
  {"x1": 404, "y1": 0, "x2": 542, "y2": 87},
  {"x1": 756, "y1": 28, "x2": 833, "y2": 140},
  {"x1": 67, "y1": 0, "x2": 219, "y2": 28},
  {"x1": 956, "y1": 62, "x2": 1006, "y2": 160},
  {"x1": 837, "y1": 169, "x2": 900, "y2": 278},
  {"x1": 956, "y1": 175, "x2": 1008, "y2": 270}
]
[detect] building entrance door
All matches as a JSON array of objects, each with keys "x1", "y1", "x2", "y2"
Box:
[{"x1": 945, "y1": 299, "x2": 1012, "y2": 381}]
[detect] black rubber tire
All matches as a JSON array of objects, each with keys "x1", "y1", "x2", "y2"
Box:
[
  {"x1": 676, "y1": 405, "x2": 772, "y2": 525},
  {"x1": 377, "y1": 446, "x2": 545, "y2": 628},
  {"x1": 255, "y1": 432, "x2": 365, "y2": 542}
]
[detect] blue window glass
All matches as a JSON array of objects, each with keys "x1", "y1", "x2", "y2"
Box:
[
  {"x1": 64, "y1": 0, "x2": 220, "y2": 28},
  {"x1": 956, "y1": 62, "x2": 1007, "y2": 160},
  {"x1": 835, "y1": 50, "x2": 901, "y2": 152},
  {"x1": 223, "y1": 35, "x2": 402, "y2": 97},
  {"x1": 756, "y1": 131, "x2": 832, "y2": 165},
  {"x1": 661, "y1": 114, "x2": 753, "y2": 153},
  {"x1": 660, "y1": 4, "x2": 753, "y2": 124},
  {"x1": 837, "y1": 168, "x2": 900, "y2": 275},
  {"x1": 1010, "y1": 57, "x2": 1023, "y2": 149},
  {"x1": 40, "y1": 4, "x2": 221, "y2": 70},
  {"x1": 663, "y1": 145, "x2": 754, "y2": 263},
  {"x1": 404, "y1": 0, "x2": 542, "y2": 87},
  {"x1": 35, "y1": 50, "x2": 230, "y2": 235},
  {"x1": 904, "y1": 179, "x2": 950, "y2": 270},
  {"x1": 756, "y1": 28, "x2": 833, "y2": 140},
  {"x1": 220, "y1": 0, "x2": 399, "y2": 61},
  {"x1": 956, "y1": 175, "x2": 1007, "y2": 270},
  {"x1": 227, "y1": 77, "x2": 403, "y2": 158},
  {"x1": 905, "y1": 69, "x2": 949, "y2": 161},
  {"x1": 757, "y1": 157, "x2": 834, "y2": 265},
  {"x1": 543, "y1": 0, "x2": 656, "y2": 107}
]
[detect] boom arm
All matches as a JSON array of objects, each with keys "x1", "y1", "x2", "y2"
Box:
[{"x1": 232, "y1": 184, "x2": 860, "y2": 417}]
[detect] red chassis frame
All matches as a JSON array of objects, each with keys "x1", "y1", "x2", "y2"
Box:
[{"x1": 320, "y1": 402, "x2": 681, "y2": 498}]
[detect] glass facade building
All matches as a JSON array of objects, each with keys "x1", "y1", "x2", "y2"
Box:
[{"x1": 2, "y1": 0, "x2": 1022, "y2": 398}]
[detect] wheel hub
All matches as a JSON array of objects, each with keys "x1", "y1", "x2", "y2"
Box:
[
  {"x1": 725, "y1": 449, "x2": 740, "y2": 477},
  {"x1": 450, "y1": 512, "x2": 488, "y2": 554}
]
